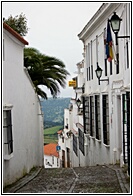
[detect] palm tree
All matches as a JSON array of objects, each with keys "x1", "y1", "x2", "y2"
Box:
[{"x1": 24, "y1": 47, "x2": 70, "y2": 99}]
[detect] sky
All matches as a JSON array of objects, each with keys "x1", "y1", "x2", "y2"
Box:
[{"x1": 2, "y1": 1, "x2": 103, "y2": 98}]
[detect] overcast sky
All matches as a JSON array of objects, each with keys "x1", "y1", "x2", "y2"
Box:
[{"x1": 2, "y1": 1, "x2": 103, "y2": 98}]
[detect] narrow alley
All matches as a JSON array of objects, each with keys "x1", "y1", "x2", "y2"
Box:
[{"x1": 3, "y1": 165, "x2": 130, "y2": 194}]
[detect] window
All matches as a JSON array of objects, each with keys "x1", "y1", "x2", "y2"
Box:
[
  {"x1": 52, "y1": 156, "x2": 54, "y2": 164},
  {"x1": 126, "y1": 42, "x2": 129, "y2": 69},
  {"x1": 122, "y1": 92, "x2": 130, "y2": 167},
  {"x1": 78, "y1": 128, "x2": 84, "y2": 155},
  {"x1": 104, "y1": 28, "x2": 107, "y2": 76},
  {"x1": 3, "y1": 110, "x2": 13, "y2": 156},
  {"x1": 90, "y1": 96, "x2": 94, "y2": 137},
  {"x1": 95, "y1": 95, "x2": 101, "y2": 140},
  {"x1": 83, "y1": 96, "x2": 89, "y2": 134},
  {"x1": 110, "y1": 61, "x2": 112, "y2": 75},
  {"x1": 62, "y1": 137, "x2": 64, "y2": 143},
  {"x1": 91, "y1": 40, "x2": 93, "y2": 79},
  {"x1": 96, "y1": 35, "x2": 98, "y2": 67},
  {"x1": 102, "y1": 95, "x2": 109, "y2": 145},
  {"x1": 73, "y1": 134, "x2": 78, "y2": 156},
  {"x1": 45, "y1": 159, "x2": 48, "y2": 164},
  {"x1": 86, "y1": 44, "x2": 91, "y2": 81}
]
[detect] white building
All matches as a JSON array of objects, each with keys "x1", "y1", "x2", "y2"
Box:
[
  {"x1": 3, "y1": 23, "x2": 44, "y2": 187},
  {"x1": 78, "y1": 3, "x2": 130, "y2": 173},
  {"x1": 58, "y1": 61, "x2": 84, "y2": 168},
  {"x1": 44, "y1": 143, "x2": 60, "y2": 168},
  {"x1": 60, "y1": 3, "x2": 130, "y2": 176}
]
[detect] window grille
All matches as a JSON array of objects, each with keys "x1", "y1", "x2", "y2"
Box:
[
  {"x1": 3, "y1": 110, "x2": 13, "y2": 154},
  {"x1": 122, "y1": 92, "x2": 130, "y2": 175},
  {"x1": 95, "y1": 95, "x2": 101, "y2": 140},
  {"x1": 73, "y1": 134, "x2": 78, "y2": 156},
  {"x1": 102, "y1": 95, "x2": 109, "y2": 145},
  {"x1": 83, "y1": 97, "x2": 89, "y2": 134},
  {"x1": 78, "y1": 128, "x2": 84, "y2": 155},
  {"x1": 90, "y1": 96, "x2": 94, "y2": 137}
]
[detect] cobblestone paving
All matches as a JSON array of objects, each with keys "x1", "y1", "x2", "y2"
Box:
[{"x1": 4, "y1": 165, "x2": 130, "y2": 194}]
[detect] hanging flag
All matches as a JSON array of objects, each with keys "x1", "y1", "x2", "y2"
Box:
[{"x1": 106, "y1": 20, "x2": 114, "y2": 62}]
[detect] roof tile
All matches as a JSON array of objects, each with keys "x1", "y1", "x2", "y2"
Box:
[
  {"x1": 3, "y1": 23, "x2": 29, "y2": 45},
  {"x1": 44, "y1": 143, "x2": 59, "y2": 157}
]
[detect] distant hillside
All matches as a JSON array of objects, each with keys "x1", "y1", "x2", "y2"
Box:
[{"x1": 40, "y1": 97, "x2": 71, "y2": 128}]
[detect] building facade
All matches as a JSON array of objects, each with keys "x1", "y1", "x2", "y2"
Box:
[
  {"x1": 44, "y1": 143, "x2": 60, "y2": 168},
  {"x1": 78, "y1": 3, "x2": 130, "y2": 174},
  {"x1": 59, "y1": 3, "x2": 130, "y2": 175},
  {"x1": 3, "y1": 23, "x2": 44, "y2": 187}
]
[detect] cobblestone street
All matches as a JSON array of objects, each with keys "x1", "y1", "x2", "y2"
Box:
[{"x1": 3, "y1": 165, "x2": 130, "y2": 194}]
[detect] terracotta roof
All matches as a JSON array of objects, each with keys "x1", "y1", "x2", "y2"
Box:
[
  {"x1": 57, "y1": 130, "x2": 63, "y2": 134},
  {"x1": 3, "y1": 23, "x2": 29, "y2": 45},
  {"x1": 44, "y1": 143, "x2": 59, "y2": 157}
]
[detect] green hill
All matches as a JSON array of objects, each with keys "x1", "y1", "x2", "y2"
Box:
[
  {"x1": 43, "y1": 125, "x2": 62, "y2": 145},
  {"x1": 40, "y1": 97, "x2": 71, "y2": 128}
]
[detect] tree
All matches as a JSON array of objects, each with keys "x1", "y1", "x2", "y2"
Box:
[
  {"x1": 24, "y1": 47, "x2": 70, "y2": 99},
  {"x1": 4, "y1": 13, "x2": 29, "y2": 36}
]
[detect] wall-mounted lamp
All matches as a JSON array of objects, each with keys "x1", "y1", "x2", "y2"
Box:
[
  {"x1": 76, "y1": 98, "x2": 81, "y2": 109},
  {"x1": 109, "y1": 12, "x2": 130, "y2": 74},
  {"x1": 95, "y1": 65, "x2": 109, "y2": 85}
]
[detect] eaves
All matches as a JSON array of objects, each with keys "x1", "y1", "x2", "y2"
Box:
[{"x1": 78, "y1": 3, "x2": 121, "y2": 42}]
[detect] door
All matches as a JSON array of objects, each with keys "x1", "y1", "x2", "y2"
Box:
[
  {"x1": 62, "y1": 150, "x2": 65, "y2": 168},
  {"x1": 67, "y1": 148, "x2": 70, "y2": 167}
]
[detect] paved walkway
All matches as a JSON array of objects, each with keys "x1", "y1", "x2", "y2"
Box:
[{"x1": 3, "y1": 165, "x2": 130, "y2": 194}]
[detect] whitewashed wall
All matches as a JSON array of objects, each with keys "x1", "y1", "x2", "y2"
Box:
[
  {"x1": 78, "y1": 3, "x2": 130, "y2": 166},
  {"x1": 3, "y1": 29, "x2": 44, "y2": 187},
  {"x1": 44, "y1": 155, "x2": 60, "y2": 168}
]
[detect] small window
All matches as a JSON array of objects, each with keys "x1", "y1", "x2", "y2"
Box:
[
  {"x1": 3, "y1": 110, "x2": 13, "y2": 156},
  {"x1": 52, "y1": 156, "x2": 54, "y2": 164},
  {"x1": 45, "y1": 159, "x2": 48, "y2": 164}
]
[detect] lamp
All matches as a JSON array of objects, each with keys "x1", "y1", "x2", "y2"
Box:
[
  {"x1": 76, "y1": 98, "x2": 81, "y2": 108},
  {"x1": 109, "y1": 12, "x2": 130, "y2": 74},
  {"x1": 95, "y1": 65, "x2": 109, "y2": 85},
  {"x1": 110, "y1": 12, "x2": 122, "y2": 34}
]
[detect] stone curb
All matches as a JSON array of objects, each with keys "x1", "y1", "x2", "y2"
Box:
[{"x1": 4, "y1": 167, "x2": 42, "y2": 193}]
